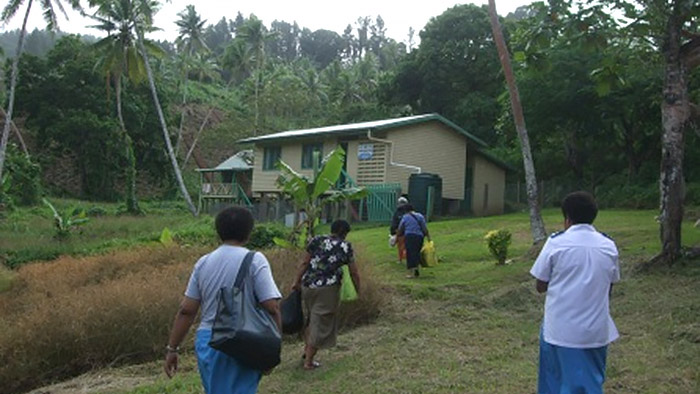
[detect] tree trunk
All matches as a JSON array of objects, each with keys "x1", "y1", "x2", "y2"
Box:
[
  {"x1": 175, "y1": 75, "x2": 188, "y2": 157},
  {"x1": 115, "y1": 76, "x2": 140, "y2": 214},
  {"x1": 253, "y1": 68, "x2": 260, "y2": 136},
  {"x1": 0, "y1": 107, "x2": 29, "y2": 156},
  {"x1": 657, "y1": 8, "x2": 688, "y2": 264},
  {"x1": 488, "y1": 0, "x2": 547, "y2": 245},
  {"x1": 136, "y1": 28, "x2": 198, "y2": 216},
  {"x1": 0, "y1": 0, "x2": 33, "y2": 182}
]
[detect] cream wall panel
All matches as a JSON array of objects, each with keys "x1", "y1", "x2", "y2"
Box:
[
  {"x1": 470, "y1": 155, "x2": 505, "y2": 216},
  {"x1": 384, "y1": 122, "x2": 467, "y2": 200}
]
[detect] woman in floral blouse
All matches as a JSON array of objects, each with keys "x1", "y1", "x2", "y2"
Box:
[{"x1": 293, "y1": 219, "x2": 361, "y2": 370}]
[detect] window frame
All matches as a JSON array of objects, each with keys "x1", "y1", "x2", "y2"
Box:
[
  {"x1": 262, "y1": 146, "x2": 282, "y2": 171},
  {"x1": 301, "y1": 143, "x2": 324, "y2": 169}
]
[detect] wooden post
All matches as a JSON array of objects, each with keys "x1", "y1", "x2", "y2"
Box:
[{"x1": 198, "y1": 172, "x2": 203, "y2": 214}]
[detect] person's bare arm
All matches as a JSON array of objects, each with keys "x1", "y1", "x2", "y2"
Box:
[
  {"x1": 348, "y1": 261, "x2": 361, "y2": 295},
  {"x1": 164, "y1": 297, "x2": 200, "y2": 378},
  {"x1": 292, "y1": 253, "x2": 311, "y2": 290},
  {"x1": 536, "y1": 280, "x2": 548, "y2": 294},
  {"x1": 260, "y1": 298, "x2": 282, "y2": 333}
]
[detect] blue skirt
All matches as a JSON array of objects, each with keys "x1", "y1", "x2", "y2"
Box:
[
  {"x1": 195, "y1": 329, "x2": 261, "y2": 394},
  {"x1": 538, "y1": 329, "x2": 608, "y2": 394}
]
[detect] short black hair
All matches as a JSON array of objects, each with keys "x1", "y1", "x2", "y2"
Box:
[
  {"x1": 331, "y1": 219, "x2": 351, "y2": 236},
  {"x1": 215, "y1": 207, "x2": 255, "y2": 242},
  {"x1": 561, "y1": 191, "x2": 598, "y2": 224},
  {"x1": 403, "y1": 204, "x2": 414, "y2": 212}
]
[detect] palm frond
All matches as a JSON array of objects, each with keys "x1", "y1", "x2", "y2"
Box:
[
  {"x1": 1, "y1": 0, "x2": 25, "y2": 23},
  {"x1": 40, "y1": 0, "x2": 58, "y2": 32}
]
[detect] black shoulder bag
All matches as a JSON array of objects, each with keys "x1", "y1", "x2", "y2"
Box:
[{"x1": 208, "y1": 251, "x2": 282, "y2": 371}]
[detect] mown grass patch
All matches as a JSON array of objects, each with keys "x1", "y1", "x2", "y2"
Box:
[{"x1": 121, "y1": 208, "x2": 700, "y2": 394}]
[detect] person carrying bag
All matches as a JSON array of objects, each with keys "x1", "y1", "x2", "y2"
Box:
[{"x1": 164, "y1": 207, "x2": 282, "y2": 394}]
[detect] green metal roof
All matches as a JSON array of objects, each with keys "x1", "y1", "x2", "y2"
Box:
[
  {"x1": 196, "y1": 150, "x2": 253, "y2": 173},
  {"x1": 238, "y1": 113, "x2": 489, "y2": 148}
]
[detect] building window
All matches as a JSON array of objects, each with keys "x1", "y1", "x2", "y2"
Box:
[
  {"x1": 301, "y1": 143, "x2": 323, "y2": 169},
  {"x1": 263, "y1": 146, "x2": 281, "y2": 171}
]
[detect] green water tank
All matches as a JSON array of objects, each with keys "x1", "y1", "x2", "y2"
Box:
[{"x1": 408, "y1": 173, "x2": 442, "y2": 217}]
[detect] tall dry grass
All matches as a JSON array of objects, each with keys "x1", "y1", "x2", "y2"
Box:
[{"x1": 0, "y1": 244, "x2": 385, "y2": 394}]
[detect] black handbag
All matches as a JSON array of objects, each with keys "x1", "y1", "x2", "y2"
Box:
[
  {"x1": 208, "y1": 251, "x2": 282, "y2": 371},
  {"x1": 281, "y1": 289, "x2": 304, "y2": 334}
]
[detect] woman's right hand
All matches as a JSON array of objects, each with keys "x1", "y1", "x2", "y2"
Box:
[{"x1": 164, "y1": 352, "x2": 178, "y2": 378}]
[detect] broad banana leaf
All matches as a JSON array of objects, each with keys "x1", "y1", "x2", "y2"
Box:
[
  {"x1": 276, "y1": 160, "x2": 311, "y2": 205},
  {"x1": 324, "y1": 187, "x2": 369, "y2": 204},
  {"x1": 312, "y1": 147, "x2": 345, "y2": 199}
]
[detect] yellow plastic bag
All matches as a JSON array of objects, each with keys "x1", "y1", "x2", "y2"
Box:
[
  {"x1": 340, "y1": 265, "x2": 358, "y2": 302},
  {"x1": 420, "y1": 240, "x2": 438, "y2": 267}
]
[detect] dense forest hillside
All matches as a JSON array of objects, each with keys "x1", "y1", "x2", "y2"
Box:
[{"x1": 1, "y1": 2, "x2": 698, "y2": 210}]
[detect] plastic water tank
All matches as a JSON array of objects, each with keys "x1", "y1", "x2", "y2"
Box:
[{"x1": 408, "y1": 173, "x2": 442, "y2": 217}]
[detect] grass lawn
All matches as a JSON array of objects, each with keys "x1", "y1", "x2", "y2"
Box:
[{"x1": 26, "y1": 209, "x2": 700, "y2": 394}]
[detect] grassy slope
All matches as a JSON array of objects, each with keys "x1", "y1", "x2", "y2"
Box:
[
  {"x1": 30, "y1": 209, "x2": 700, "y2": 394},
  {"x1": 0, "y1": 200, "x2": 211, "y2": 268}
]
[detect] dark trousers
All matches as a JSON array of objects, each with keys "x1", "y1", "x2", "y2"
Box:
[{"x1": 404, "y1": 234, "x2": 424, "y2": 269}]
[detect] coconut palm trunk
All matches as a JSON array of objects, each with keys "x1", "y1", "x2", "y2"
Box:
[
  {"x1": 115, "y1": 75, "x2": 140, "y2": 214},
  {"x1": 487, "y1": 0, "x2": 547, "y2": 245},
  {"x1": 0, "y1": 0, "x2": 33, "y2": 182},
  {"x1": 136, "y1": 27, "x2": 197, "y2": 216}
]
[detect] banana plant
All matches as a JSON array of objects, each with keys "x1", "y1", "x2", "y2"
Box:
[
  {"x1": 274, "y1": 146, "x2": 367, "y2": 248},
  {"x1": 43, "y1": 198, "x2": 89, "y2": 240}
]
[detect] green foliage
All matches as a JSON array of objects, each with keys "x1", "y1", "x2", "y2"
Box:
[
  {"x1": 42, "y1": 198, "x2": 90, "y2": 240},
  {"x1": 484, "y1": 229, "x2": 512, "y2": 265},
  {"x1": 276, "y1": 146, "x2": 368, "y2": 242},
  {"x1": 159, "y1": 227, "x2": 174, "y2": 245},
  {"x1": 3, "y1": 144, "x2": 41, "y2": 206},
  {"x1": 247, "y1": 224, "x2": 289, "y2": 250}
]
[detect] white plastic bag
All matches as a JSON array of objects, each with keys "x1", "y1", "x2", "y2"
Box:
[{"x1": 389, "y1": 235, "x2": 397, "y2": 247}]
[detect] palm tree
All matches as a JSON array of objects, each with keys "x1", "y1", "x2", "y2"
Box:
[
  {"x1": 173, "y1": 5, "x2": 208, "y2": 157},
  {"x1": 0, "y1": 0, "x2": 81, "y2": 187},
  {"x1": 130, "y1": 0, "x2": 197, "y2": 215},
  {"x1": 487, "y1": 0, "x2": 546, "y2": 246},
  {"x1": 222, "y1": 38, "x2": 253, "y2": 84},
  {"x1": 238, "y1": 16, "x2": 276, "y2": 135},
  {"x1": 90, "y1": 0, "x2": 165, "y2": 214}
]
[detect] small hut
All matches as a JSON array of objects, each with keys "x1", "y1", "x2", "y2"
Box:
[{"x1": 196, "y1": 150, "x2": 253, "y2": 211}]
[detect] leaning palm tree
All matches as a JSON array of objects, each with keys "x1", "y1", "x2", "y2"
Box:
[
  {"x1": 131, "y1": 0, "x2": 197, "y2": 215},
  {"x1": 487, "y1": 0, "x2": 546, "y2": 246},
  {"x1": 173, "y1": 4, "x2": 208, "y2": 157},
  {"x1": 0, "y1": 0, "x2": 81, "y2": 186},
  {"x1": 89, "y1": 0, "x2": 164, "y2": 214}
]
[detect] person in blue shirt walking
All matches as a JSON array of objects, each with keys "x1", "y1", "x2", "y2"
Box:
[{"x1": 397, "y1": 204, "x2": 431, "y2": 278}]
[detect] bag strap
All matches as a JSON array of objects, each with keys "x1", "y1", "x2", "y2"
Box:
[
  {"x1": 233, "y1": 250, "x2": 257, "y2": 289},
  {"x1": 409, "y1": 213, "x2": 427, "y2": 235}
]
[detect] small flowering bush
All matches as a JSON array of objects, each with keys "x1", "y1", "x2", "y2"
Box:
[{"x1": 484, "y1": 229, "x2": 512, "y2": 265}]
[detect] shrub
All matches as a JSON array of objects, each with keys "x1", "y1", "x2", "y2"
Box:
[
  {"x1": 4, "y1": 144, "x2": 42, "y2": 206},
  {"x1": 248, "y1": 224, "x2": 290, "y2": 250},
  {"x1": 0, "y1": 243, "x2": 385, "y2": 393},
  {"x1": 484, "y1": 229, "x2": 512, "y2": 265}
]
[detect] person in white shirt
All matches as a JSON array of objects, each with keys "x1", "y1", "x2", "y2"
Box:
[{"x1": 530, "y1": 191, "x2": 620, "y2": 394}]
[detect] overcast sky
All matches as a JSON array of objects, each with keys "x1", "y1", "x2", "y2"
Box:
[{"x1": 1, "y1": 0, "x2": 533, "y2": 43}]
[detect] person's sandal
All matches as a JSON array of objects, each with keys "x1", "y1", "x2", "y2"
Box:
[{"x1": 303, "y1": 361, "x2": 321, "y2": 370}]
